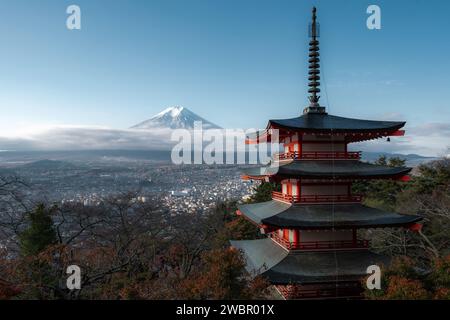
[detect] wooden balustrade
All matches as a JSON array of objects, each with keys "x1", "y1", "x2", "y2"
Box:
[
  {"x1": 272, "y1": 191, "x2": 362, "y2": 204},
  {"x1": 275, "y1": 151, "x2": 361, "y2": 160},
  {"x1": 276, "y1": 285, "x2": 363, "y2": 299},
  {"x1": 270, "y1": 232, "x2": 369, "y2": 251}
]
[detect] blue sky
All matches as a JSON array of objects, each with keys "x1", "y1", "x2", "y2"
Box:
[{"x1": 0, "y1": 0, "x2": 449, "y2": 155}]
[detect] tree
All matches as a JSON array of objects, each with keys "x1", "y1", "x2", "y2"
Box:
[
  {"x1": 249, "y1": 181, "x2": 280, "y2": 203},
  {"x1": 364, "y1": 256, "x2": 428, "y2": 300},
  {"x1": 428, "y1": 255, "x2": 450, "y2": 298},
  {"x1": 19, "y1": 204, "x2": 57, "y2": 256},
  {"x1": 0, "y1": 174, "x2": 29, "y2": 253},
  {"x1": 224, "y1": 216, "x2": 261, "y2": 241},
  {"x1": 408, "y1": 159, "x2": 450, "y2": 194},
  {"x1": 4, "y1": 193, "x2": 170, "y2": 299},
  {"x1": 0, "y1": 280, "x2": 20, "y2": 300},
  {"x1": 364, "y1": 255, "x2": 450, "y2": 300},
  {"x1": 179, "y1": 248, "x2": 269, "y2": 299},
  {"x1": 353, "y1": 156, "x2": 407, "y2": 211},
  {"x1": 384, "y1": 276, "x2": 429, "y2": 300}
]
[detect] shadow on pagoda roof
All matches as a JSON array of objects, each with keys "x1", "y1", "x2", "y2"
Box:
[
  {"x1": 268, "y1": 113, "x2": 405, "y2": 133},
  {"x1": 231, "y1": 238, "x2": 391, "y2": 285},
  {"x1": 242, "y1": 160, "x2": 411, "y2": 179},
  {"x1": 237, "y1": 201, "x2": 422, "y2": 229}
]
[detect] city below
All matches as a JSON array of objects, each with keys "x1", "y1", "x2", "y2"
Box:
[{"x1": 0, "y1": 150, "x2": 254, "y2": 215}]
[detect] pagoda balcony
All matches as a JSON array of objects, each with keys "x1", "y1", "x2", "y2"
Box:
[
  {"x1": 269, "y1": 233, "x2": 370, "y2": 251},
  {"x1": 274, "y1": 151, "x2": 361, "y2": 161},
  {"x1": 272, "y1": 191, "x2": 362, "y2": 204},
  {"x1": 275, "y1": 284, "x2": 363, "y2": 299}
]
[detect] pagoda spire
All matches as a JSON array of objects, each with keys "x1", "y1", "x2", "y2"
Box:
[{"x1": 305, "y1": 7, "x2": 326, "y2": 114}]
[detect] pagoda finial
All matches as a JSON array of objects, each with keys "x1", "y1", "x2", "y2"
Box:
[{"x1": 304, "y1": 6, "x2": 326, "y2": 114}]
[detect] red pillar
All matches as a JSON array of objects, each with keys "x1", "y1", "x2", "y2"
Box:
[
  {"x1": 283, "y1": 229, "x2": 289, "y2": 240},
  {"x1": 293, "y1": 229, "x2": 299, "y2": 245}
]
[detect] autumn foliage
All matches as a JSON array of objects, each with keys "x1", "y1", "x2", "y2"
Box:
[
  {"x1": 365, "y1": 255, "x2": 450, "y2": 300},
  {"x1": 0, "y1": 196, "x2": 268, "y2": 300},
  {"x1": 178, "y1": 248, "x2": 269, "y2": 299}
]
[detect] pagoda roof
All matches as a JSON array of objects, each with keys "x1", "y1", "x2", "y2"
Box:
[
  {"x1": 268, "y1": 113, "x2": 405, "y2": 133},
  {"x1": 238, "y1": 200, "x2": 422, "y2": 229},
  {"x1": 242, "y1": 160, "x2": 411, "y2": 180},
  {"x1": 246, "y1": 113, "x2": 406, "y2": 144},
  {"x1": 231, "y1": 238, "x2": 390, "y2": 284}
]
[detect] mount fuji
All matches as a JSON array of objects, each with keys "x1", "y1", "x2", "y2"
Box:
[{"x1": 130, "y1": 106, "x2": 221, "y2": 130}]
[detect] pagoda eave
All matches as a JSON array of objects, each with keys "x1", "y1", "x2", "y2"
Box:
[
  {"x1": 237, "y1": 201, "x2": 423, "y2": 230},
  {"x1": 245, "y1": 127, "x2": 405, "y2": 145},
  {"x1": 231, "y1": 238, "x2": 391, "y2": 285},
  {"x1": 267, "y1": 114, "x2": 405, "y2": 133},
  {"x1": 241, "y1": 160, "x2": 412, "y2": 180}
]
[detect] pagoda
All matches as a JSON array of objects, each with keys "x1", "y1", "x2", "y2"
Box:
[{"x1": 231, "y1": 7, "x2": 422, "y2": 299}]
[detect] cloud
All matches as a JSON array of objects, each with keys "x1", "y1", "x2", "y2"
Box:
[
  {"x1": 353, "y1": 122, "x2": 450, "y2": 157},
  {"x1": 0, "y1": 122, "x2": 448, "y2": 157},
  {"x1": 373, "y1": 112, "x2": 405, "y2": 121},
  {"x1": 0, "y1": 126, "x2": 174, "y2": 151},
  {"x1": 0, "y1": 125, "x2": 258, "y2": 152},
  {"x1": 408, "y1": 122, "x2": 450, "y2": 137}
]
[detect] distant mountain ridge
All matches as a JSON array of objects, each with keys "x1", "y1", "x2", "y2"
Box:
[
  {"x1": 130, "y1": 106, "x2": 221, "y2": 130},
  {"x1": 20, "y1": 159, "x2": 79, "y2": 170},
  {"x1": 360, "y1": 151, "x2": 437, "y2": 166},
  {"x1": 0, "y1": 150, "x2": 437, "y2": 169}
]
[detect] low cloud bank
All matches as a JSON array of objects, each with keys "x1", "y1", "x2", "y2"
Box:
[{"x1": 0, "y1": 123, "x2": 448, "y2": 157}]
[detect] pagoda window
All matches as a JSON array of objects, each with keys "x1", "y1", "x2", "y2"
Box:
[
  {"x1": 288, "y1": 229, "x2": 295, "y2": 243},
  {"x1": 291, "y1": 180, "x2": 299, "y2": 196},
  {"x1": 288, "y1": 229, "x2": 299, "y2": 244},
  {"x1": 281, "y1": 179, "x2": 300, "y2": 196},
  {"x1": 282, "y1": 182, "x2": 288, "y2": 194},
  {"x1": 278, "y1": 229, "x2": 283, "y2": 239},
  {"x1": 283, "y1": 142, "x2": 299, "y2": 155}
]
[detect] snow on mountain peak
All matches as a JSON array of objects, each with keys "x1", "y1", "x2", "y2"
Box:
[
  {"x1": 131, "y1": 106, "x2": 221, "y2": 130},
  {"x1": 153, "y1": 106, "x2": 184, "y2": 119}
]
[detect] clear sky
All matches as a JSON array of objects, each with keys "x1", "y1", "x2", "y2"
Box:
[{"x1": 0, "y1": 0, "x2": 449, "y2": 155}]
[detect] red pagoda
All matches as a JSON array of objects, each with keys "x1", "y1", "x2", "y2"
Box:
[{"x1": 231, "y1": 7, "x2": 422, "y2": 299}]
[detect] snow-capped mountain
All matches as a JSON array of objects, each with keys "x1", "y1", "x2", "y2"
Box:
[{"x1": 130, "y1": 106, "x2": 221, "y2": 130}]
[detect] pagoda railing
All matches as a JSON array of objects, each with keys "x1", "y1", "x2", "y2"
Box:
[
  {"x1": 275, "y1": 284, "x2": 363, "y2": 299},
  {"x1": 275, "y1": 151, "x2": 361, "y2": 160},
  {"x1": 272, "y1": 191, "x2": 362, "y2": 204},
  {"x1": 270, "y1": 233, "x2": 369, "y2": 251}
]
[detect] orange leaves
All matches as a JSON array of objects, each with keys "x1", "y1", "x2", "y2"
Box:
[
  {"x1": 384, "y1": 276, "x2": 429, "y2": 300},
  {"x1": 365, "y1": 255, "x2": 450, "y2": 300},
  {"x1": 0, "y1": 280, "x2": 21, "y2": 300},
  {"x1": 178, "y1": 248, "x2": 269, "y2": 300}
]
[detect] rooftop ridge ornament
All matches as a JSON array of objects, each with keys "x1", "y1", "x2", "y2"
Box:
[{"x1": 304, "y1": 7, "x2": 327, "y2": 115}]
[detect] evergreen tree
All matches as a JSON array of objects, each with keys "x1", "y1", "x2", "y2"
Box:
[
  {"x1": 353, "y1": 156, "x2": 407, "y2": 210},
  {"x1": 249, "y1": 181, "x2": 280, "y2": 203},
  {"x1": 19, "y1": 204, "x2": 57, "y2": 256}
]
